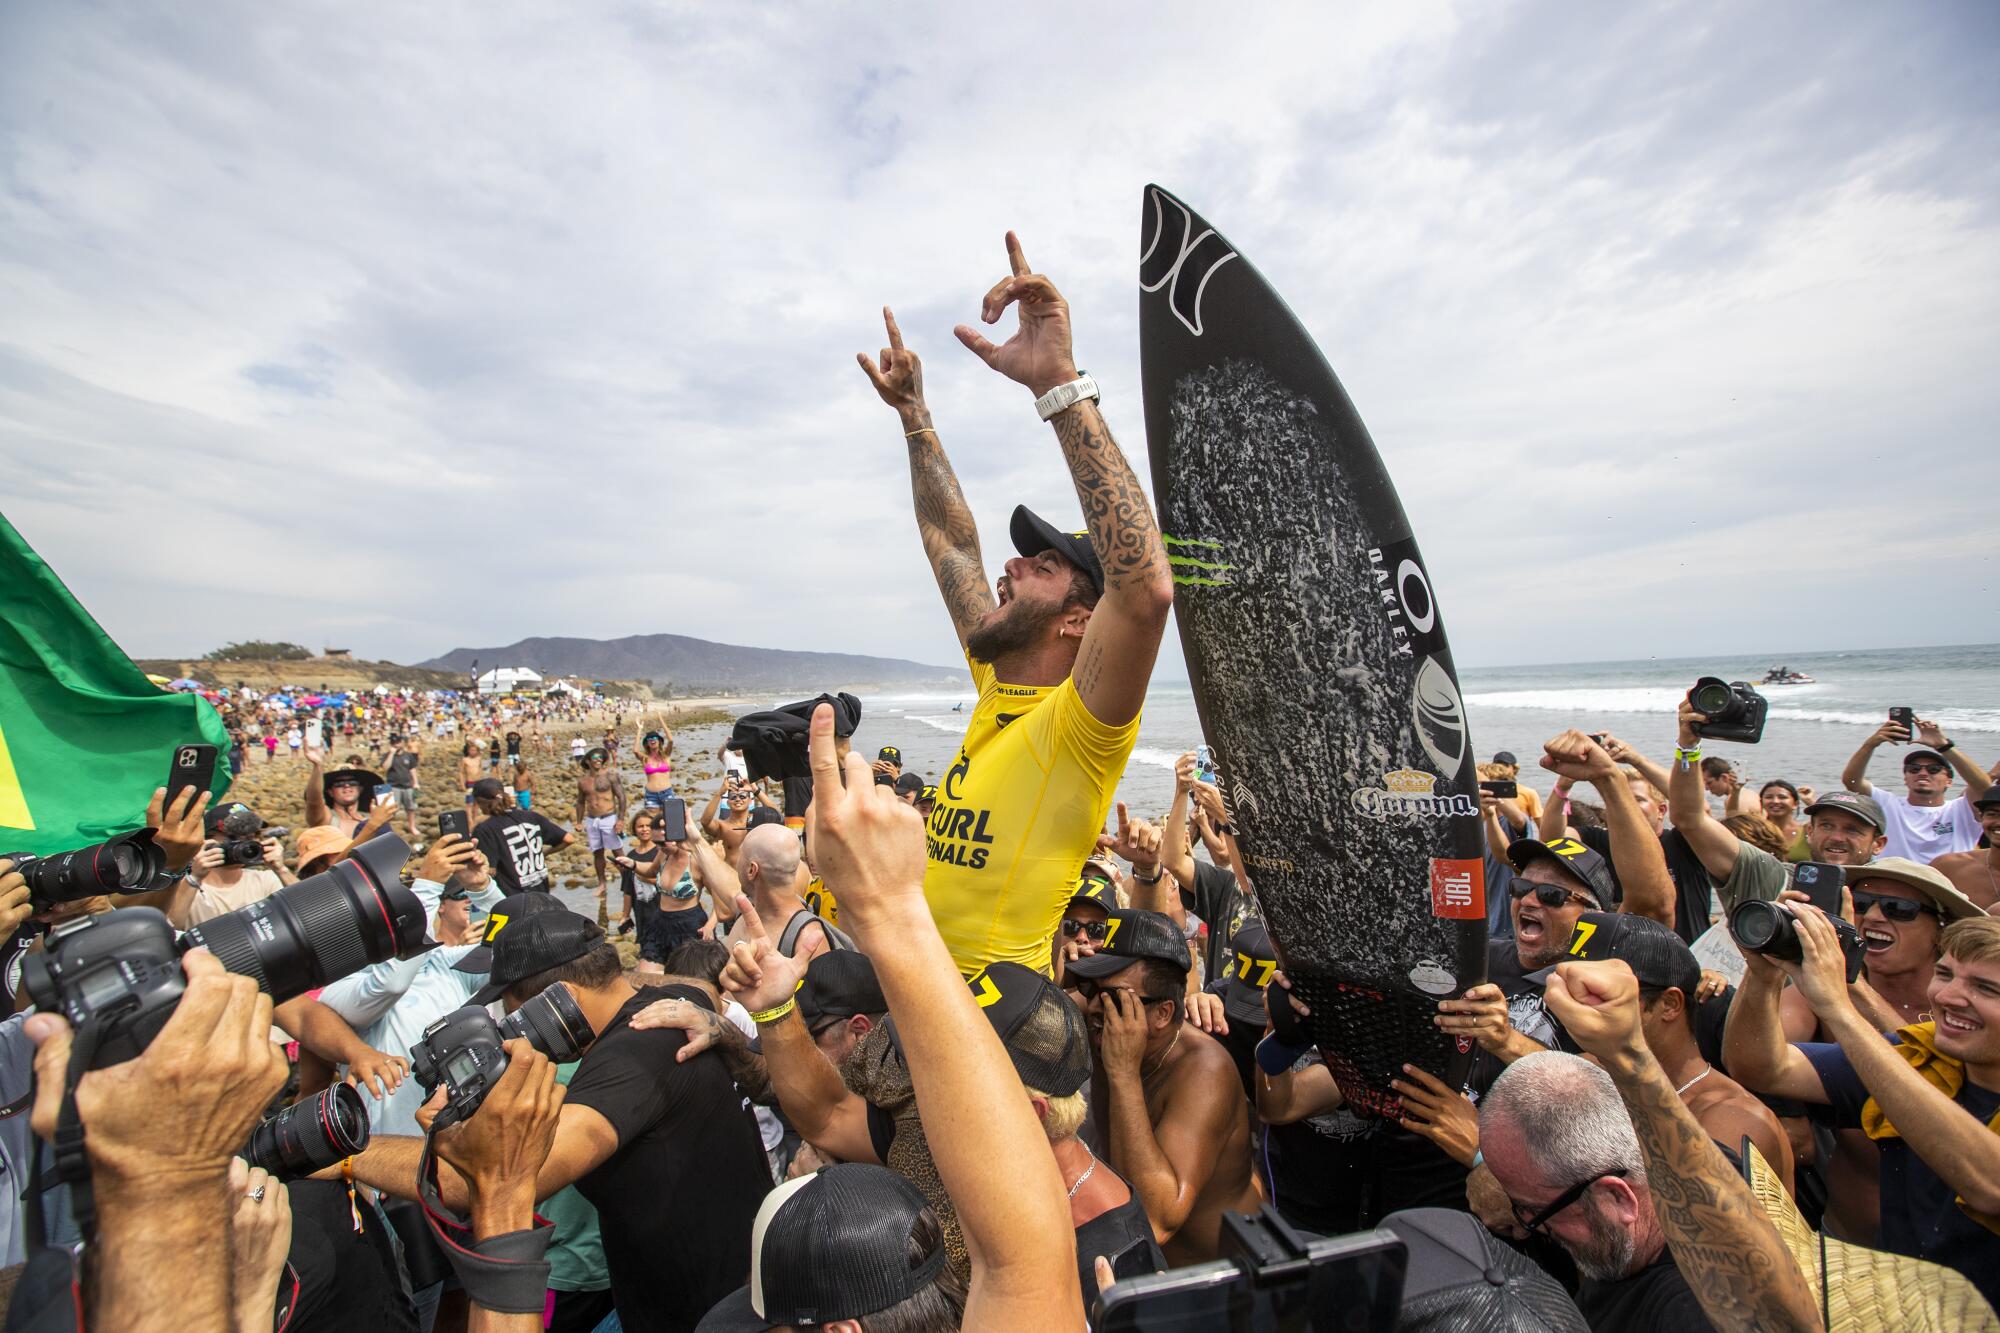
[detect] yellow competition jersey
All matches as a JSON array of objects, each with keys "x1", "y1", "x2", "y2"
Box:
[
  {"x1": 802, "y1": 874, "x2": 839, "y2": 927},
  {"x1": 925, "y1": 656, "x2": 1140, "y2": 977}
]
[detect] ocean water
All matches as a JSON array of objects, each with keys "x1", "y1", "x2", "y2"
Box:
[{"x1": 840, "y1": 643, "x2": 2000, "y2": 822}]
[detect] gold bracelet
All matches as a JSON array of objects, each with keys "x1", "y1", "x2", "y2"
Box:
[
  {"x1": 904, "y1": 426, "x2": 937, "y2": 438},
  {"x1": 749, "y1": 997, "x2": 797, "y2": 1025}
]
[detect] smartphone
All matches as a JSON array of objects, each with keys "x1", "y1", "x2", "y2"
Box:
[
  {"x1": 1589, "y1": 732, "x2": 1609, "y2": 747},
  {"x1": 657, "y1": 796, "x2": 689, "y2": 840},
  {"x1": 723, "y1": 750, "x2": 749, "y2": 782},
  {"x1": 1195, "y1": 744, "x2": 1219, "y2": 786},
  {"x1": 1887, "y1": 707, "x2": 1916, "y2": 736},
  {"x1": 1790, "y1": 861, "x2": 1846, "y2": 916},
  {"x1": 373, "y1": 783, "x2": 396, "y2": 802},
  {"x1": 438, "y1": 810, "x2": 470, "y2": 839},
  {"x1": 1479, "y1": 778, "x2": 1518, "y2": 799},
  {"x1": 165, "y1": 744, "x2": 218, "y2": 812}
]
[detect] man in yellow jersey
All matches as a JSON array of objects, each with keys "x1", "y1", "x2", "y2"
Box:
[{"x1": 858, "y1": 233, "x2": 1174, "y2": 976}]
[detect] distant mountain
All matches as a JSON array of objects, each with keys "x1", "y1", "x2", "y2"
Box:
[{"x1": 419, "y1": 633, "x2": 967, "y2": 694}]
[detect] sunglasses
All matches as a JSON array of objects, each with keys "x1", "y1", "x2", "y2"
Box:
[
  {"x1": 1070, "y1": 976, "x2": 1175, "y2": 1007},
  {"x1": 1851, "y1": 891, "x2": 1937, "y2": 923},
  {"x1": 1512, "y1": 1168, "x2": 1627, "y2": 1235},
  {"x1": 1904, "y1": 763, "x2": 1947, "y2": 776},
  {"x1": 1061, "y1": 918, "x2": 1110, "y2": 940},
  {"x1": 1508, "y1": 880, "x2": 1594, "y2": 910}
]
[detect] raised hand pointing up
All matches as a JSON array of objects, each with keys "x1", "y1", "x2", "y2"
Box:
[{"x1": 953, "y1": 231, "x2": 1080, "y2": 398}]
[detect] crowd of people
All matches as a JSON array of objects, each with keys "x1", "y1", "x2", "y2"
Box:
[{"x1": 3, "y1": 237, "x2": 1998, "y2": 1332}]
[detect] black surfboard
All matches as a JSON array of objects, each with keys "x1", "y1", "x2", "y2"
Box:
[{"x1": 1138, "y1": 184, "x2": 1487, "y2": 1115}]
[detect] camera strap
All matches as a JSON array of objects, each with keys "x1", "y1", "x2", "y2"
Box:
[
  {"x1": 414, "y1": 1138, "x2": 553, "y2": 1315},
  {"x1": 4, "y1": 1022, "x2": 106, "y2": 1333},
  {"x1": 47, "y1": 1019, "x2": 106, "y2": 1240}
]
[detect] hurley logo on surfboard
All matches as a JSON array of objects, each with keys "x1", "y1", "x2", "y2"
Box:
[{"x1": 1140, "y1": 186, "x2": 1238, "y2": 337}]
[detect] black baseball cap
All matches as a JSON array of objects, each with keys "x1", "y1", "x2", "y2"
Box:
[
  {"x1": 1526, "y1": 911, "x2": 1700, "y2": 998},
  {"x1": 453, "y1": 896, "x2": 593, "y2": 1003},
  {"x1": 1904, "y1": 748, "x2": 1947, "y2": 768},
  {"x1": 1010, "y1": 505, "x2": 1104, "y2": 596},
  {"x1": 745, "y1": 805, "x2": 784, "y2": 830},
  {"x1": 1382, "y1": 1207, "x2": 1589, "y2": 1331},
  {"x1": 1506, "y1": 838, "x2": 1616, "y2": 907},
  {"x1": 1212, "y1": 920, "x2": 1278, "y2": 1028},
  {"x1": 204, "y1": 801, "x2": 266, "y2": 836},
  {"x1": 797, "y1": 951, "x2": 887, "y2": 1031},
  {"x1": 1067, "y1": 871, "x2": 1117, "y2": 913},
  {"x1": 1802, "y1": 789, "x2": 1885, "y2": 832},
  {"x1": 1973, "y1": 790, "x2": 2000, "y2": 810},
  {"x1": 469, "y1": 776, "x2": 508, "y2": 801},
  {"x1": 969, "y1": 961, "x2": 1091, "y2": 1095},
  {"x1": 876, "y1": 746, "x2": 902, "y2": 765},
  {"x1": 893, "y1": 772, "x2": 925, "y2": 798},
  {"x1": 1062, "y1": 908, "x2": 1191, "y2": 979},
  {"x1": 916, "y1": 784, "x2": 937, "y2": 806},
  {"x1": 694, "y1": 1164, "x2": 948, "y2": 1332},
  {"x1": 1491, "y1": 751, "x2": 1520, "y2": 768}
]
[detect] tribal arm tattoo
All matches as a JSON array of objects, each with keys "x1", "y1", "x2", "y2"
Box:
[
  {"x1": 902, "y1": 408, "x2": 994, "y2": 648},
  {"x1": 1609, "y1": 1051, "x2": 1820, "y2": 1333},
  {"x1": 1050, "y1": 400, "x2": 1168, "y2": 599}
]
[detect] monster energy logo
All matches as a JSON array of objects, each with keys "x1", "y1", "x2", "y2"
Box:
[{"x1": 1163, "y1": 534, "x2": 1234, "y2": 587}]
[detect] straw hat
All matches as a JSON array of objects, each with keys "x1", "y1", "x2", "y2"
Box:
[{"x1": 1741, "y1": 1141, "x2": 1998, "y2": 1331}]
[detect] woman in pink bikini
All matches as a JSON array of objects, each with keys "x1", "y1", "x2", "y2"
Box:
[{"x1": 637, "y1": 724, "x2": 676, "y2": 813}]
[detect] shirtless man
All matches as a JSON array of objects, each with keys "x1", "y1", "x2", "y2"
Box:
[
  {"x1": 1931, "y1": 791, "x2": 2000, "y2": 911},
  {"x1": 858, "y1": 233, "x2": 1173, "y2": 977},
  {"x1": 1065, "y1": 908, "x2": 1258, "y2": 1263},
  {"x1": 1531, "y1": 909, "x2": 1793, "y2": 1188},
  {"x1": 573, "y1": 747, "x2": 627, "y2": 898}
]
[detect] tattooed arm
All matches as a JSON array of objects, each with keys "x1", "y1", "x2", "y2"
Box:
[
  {"x1": 955, "y1": 232, "x2": 1174, "y2": 725},
  {"x1": 1544, "y1": 960, "x2": 1819, "y2": 1333},
  {"x1": 858, "y1": 307, "x2": 995, "y2": 650}
]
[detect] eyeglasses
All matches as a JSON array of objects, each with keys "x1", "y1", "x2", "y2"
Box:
[
  {"x1": 1061, "y1": 918, "x2": 1110, "y2": 940},
  {"x1": 1070, "y1": 976, "x2": 1175, "y2": 1007},
  {"x1": 1508, "y1": 880, "x2": 1594, "y2": 910},
  {"x1": 1904, "y1": 763, "x2": 1947, "y2": 776},
  {"x1": 1512, "y1": 1169, "x2": 1627, "y2": 1235},
  {"x1": 1851, "y1": 891, "x2": 1937, "y2": 923}
]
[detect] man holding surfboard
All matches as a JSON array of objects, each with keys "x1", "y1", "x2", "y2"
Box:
[{"x1": 858, "y1": 233, "x2": 1174, "y2": 978}]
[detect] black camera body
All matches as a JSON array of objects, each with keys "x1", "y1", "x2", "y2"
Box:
[
  {"x1": 409, "y1": 985, "x2": 593, "y2": 1131},
  {"x1": 22, "y1": 908, "x2": 187, "y2": 1068},
  {"x1": 1688, "y1": 677, "x2": 1768, "y2": 744},
  {"x1": 1728, "y1": 899, "x2": 1867, "y2": 983},
  {"x1": 3, "y1": 829, "x2": 167, "y2": 909},
  {"x1": 21, "y1": 835, "x2": 424, "y2": 1070}
]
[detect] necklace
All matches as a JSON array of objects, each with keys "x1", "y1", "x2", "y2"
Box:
[
  {"x1": 1142, "y1": 1026, "x2": 1183, "y2": 1081},
  {"x1": 1675, "y1": 1064, "x2": 1713, "y2": 1097},
  {"x1": 1067, "y1": 1144, "x2": 1098, "y2": 1199}
]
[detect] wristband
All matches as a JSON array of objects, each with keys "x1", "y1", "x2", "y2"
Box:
[
  {"x1": 1255, "y1": 1034, "x2": 1313, "y2": 1077},
  {"x1": 1214, "y1": 822, "x2": 1237, "y2": 836},
  {"x1": 1674, "y1": 747, "x2": 1701, "y2": 765},
  {"x1": 1938, "y1": 739, "x2": 1956, "y2": 752},
  {"x1": 1033, "y1": 373, "x2": 1100, "y2": 421},
  {"x1": 1133, "y1": 868, "x2": 1162, "y2": 885},
  {"x1": 749, "y1": 997, "x2": 797, "y2": 1026}
]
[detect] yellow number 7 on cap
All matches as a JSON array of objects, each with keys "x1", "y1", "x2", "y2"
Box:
[{"x1": 1567, "y1": 920, "x2": 1597, "y2": 957}]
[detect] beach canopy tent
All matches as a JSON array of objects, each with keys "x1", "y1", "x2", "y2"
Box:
[{"x1": 477, "y1": 666, "x2": 543, "y2": 696}]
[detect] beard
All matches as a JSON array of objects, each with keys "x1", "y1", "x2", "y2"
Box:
[
  {"x1": 965, "y1": 598, "x2": 1057, "y2": 664},
  {"x1": 1563, "y1": 1212, "x2": 1639, "y2": 1282}
]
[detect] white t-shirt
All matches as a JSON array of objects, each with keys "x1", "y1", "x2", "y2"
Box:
[{"x1": 1869, "y1": 788, "x2": 1981, "y2": 863}]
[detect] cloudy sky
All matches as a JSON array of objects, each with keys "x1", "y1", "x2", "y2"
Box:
[{"x1": 4, "y1": 1, "x2": 1995, "y2": 677}]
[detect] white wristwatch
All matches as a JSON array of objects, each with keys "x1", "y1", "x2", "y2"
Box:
[{"x1": 1034, "y1": 374, "x2": 1100, "y2": 421}]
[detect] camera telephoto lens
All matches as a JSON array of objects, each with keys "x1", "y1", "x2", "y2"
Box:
[
  {"x1": 5, "y1": 830, "x2": 166, "y2": 907},
  {"x1": 182, "y1": 834, "x2": 424, "y2": 1005},
  {"x1": 245, "y1": 1084, "x2": 371, "y2": 1181},
  {"x1": 1691, "y1": 680, "x2": 1738, "y2": 717},
  {"x1": 1728, "y1": 899, "x2": 1802, "y2": 963},
  {"x1": 497, "y1": 983, "x2": 594, "y2": 1064}
]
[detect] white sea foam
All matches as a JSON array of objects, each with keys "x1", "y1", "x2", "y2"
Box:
[
  {"x1": 907, "y1": 714, "x2": 968, "y2": 734},
  {"x1": 1127, "y1": 746, "x2": 1184, "y2": 769},
  {"x1": 1464, "y1": 688, "x2": 2000, "y2": 733}
]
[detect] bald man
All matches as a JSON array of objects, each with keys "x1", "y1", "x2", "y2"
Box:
[{"x1": 739, "y1": 822, "x2": 854, "y2": 961}]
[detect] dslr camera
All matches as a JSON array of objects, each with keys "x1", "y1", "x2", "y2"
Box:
[
  {"x1": 1728, "y1": 899, "x2": 1867, "y2": 983},
  {"x1": 21, "y1": 835, "x2": 426, "y2": 1069},
  {"x1": 2, "y1": 829, "x2": 169, "y2": 910},
  {"x1": 245, "y1": 1084, "x2": 372, "y2": 1181},
  {"x1": 218, "y1": 825, "x2": 290, "y2": 867},
  {"x1": 409, "y1": 984, "x2": 594, "y2": 1131},
  {"x1": 1687, "y1": 677, "x2": 1768, "y2": 744}
]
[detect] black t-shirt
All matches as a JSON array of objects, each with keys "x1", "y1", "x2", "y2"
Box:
[
  {"x1": 564, "y1": 987, "x2": 773, "y2": 1333},
  {"x1": 1074, "y1": 1185, "x2": 1166, "y2": 1300},
  {"x1": 473, "y1": 808, "x2": 569, "y2": 893},
  {"x1": 1180, "y1": 860, "x2": 1258, "y2": 986},
  {"x1": 1575, "y1": 1249, "x2": 1716, "y2": 1332},
  {"x1": 1469, "y1": 939, "x2": 1573, "y2": 1096},
  {"x1": 385, "y1": 750, "x2": 420, "y2": 788},
  {"x1": 1575, "y1": 826, "x2": 1715, "y2": 945}
]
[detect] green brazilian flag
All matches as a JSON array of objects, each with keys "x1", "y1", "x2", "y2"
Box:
[{"x1": 0, "y1": 511, "x2": 232, "y2": 857}]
